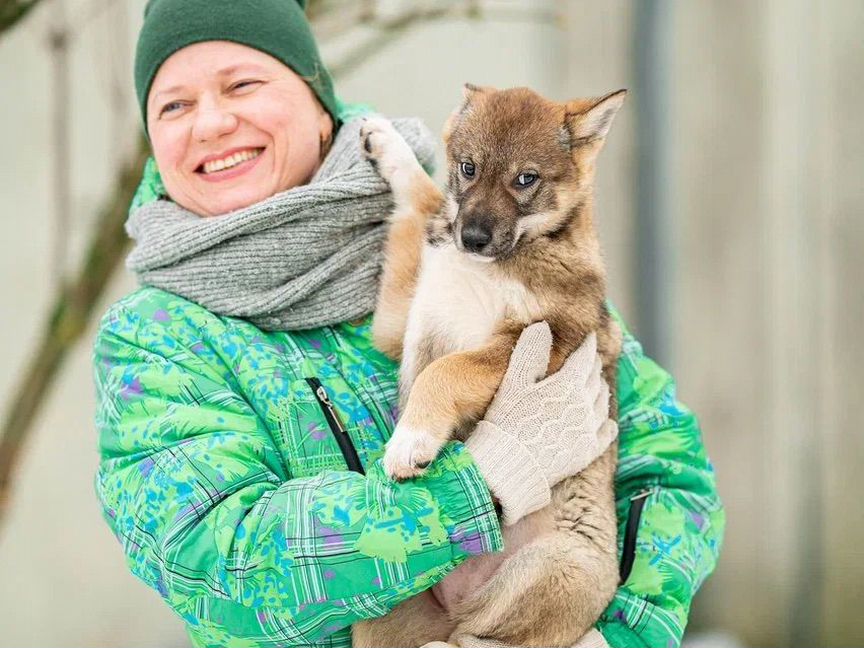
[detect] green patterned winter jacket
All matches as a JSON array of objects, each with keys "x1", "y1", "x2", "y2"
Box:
[{"x1": 93, "y1": 286, "x2": 724, "y2": 648}]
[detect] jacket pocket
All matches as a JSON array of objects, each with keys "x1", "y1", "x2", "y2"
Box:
[
  {"x1": 619, "y1": 488, "x2": 653, "y2": 583},
  {"x1": 305, "y1": 377, "x2": 365, "y2": 475}
]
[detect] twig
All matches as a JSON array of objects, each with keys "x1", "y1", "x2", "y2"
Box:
[
  {"x1": 0, "y1": 0, "x2": 45, "y2": 36},
  {"x1": 328, "y1": 4, "x2": 457, "y2": 79},
  {"x1": 49, "y1": 0, "x2": 71, "y2": 290},
  {"x1": 68, "y1": 0, "x2": 119, "y2": 39}
]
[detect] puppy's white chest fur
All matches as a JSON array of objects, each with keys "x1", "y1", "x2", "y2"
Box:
[{"x1": 400, "y1": 243, "x2": 541, "y2": 388}]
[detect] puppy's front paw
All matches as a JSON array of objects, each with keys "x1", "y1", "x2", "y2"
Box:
[
  {"x1": 360, "y1": 117, "x2": 418, "y2": 195},
  {"x1": 383, "y1": 425, "x2": 445, "y2": 480}
]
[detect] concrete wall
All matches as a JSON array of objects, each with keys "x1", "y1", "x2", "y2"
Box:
[{"x1": 671, "y1": 2, "x2": 864, "y2": 645}]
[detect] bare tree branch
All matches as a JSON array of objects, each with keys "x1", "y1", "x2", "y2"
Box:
[
  {"x1": 0, "y1": 138, "x2": 149, "y2": 524},
  {"x1": 0, "y1": 0, "x2": 45, "y2": 35},
  {"x1": 49, "y1": 0, "x2": 71, "y2": 290},
  {"x1": 329, "y1": 4, "x2": 457, "y2": 79}
]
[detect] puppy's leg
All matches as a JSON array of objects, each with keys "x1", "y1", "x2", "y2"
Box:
[
  {"x1": 383, "y1": 324, "x2": 521, "y2": 480},
  {"x1": 447, "y1": 451, "x2": 619, "y2": 647},
  {"x1": 361, "y1": 118, "x2": 444, "y2": 360},
  {"x1": 352, "y1": 590, "x2": 454, "y2": 648},
  {"x1": 449, "y1": 541, "x2": 616, "y2": 647}
]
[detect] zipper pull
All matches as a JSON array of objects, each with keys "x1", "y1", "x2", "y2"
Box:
[
  {"x1": 630, "y1": 488, "x2": 654, "y2": 502},
  {"x1": 315, "y1": 385, "x2": 332, "y2": 406},
  {"x1": 315, "y1": 386, "x2": 347, "y2": 434}
]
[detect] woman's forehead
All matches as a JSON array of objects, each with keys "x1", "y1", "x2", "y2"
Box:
[{"x1": 149, "y1": 41, "x2": 291, "y2": 97}]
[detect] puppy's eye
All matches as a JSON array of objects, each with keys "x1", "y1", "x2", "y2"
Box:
[
  {"x1": 515, "y1": 172, "x2": 538, "y2": 188},
  {"x1": 460, "y1": 161, "x2": 476, "y2": 178}
]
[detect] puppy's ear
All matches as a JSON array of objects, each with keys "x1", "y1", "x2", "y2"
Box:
[
  {"x1": 565, "y1": 89, "x2": 627, "y2": 146},
  {"x1": 462, "y1": 82, "x2": 491, "y2": 102},
  {"x1": 443, "y1": 83, "x2": 494, "y2": 144}
]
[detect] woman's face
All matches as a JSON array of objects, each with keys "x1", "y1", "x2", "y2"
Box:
[{"x1": 147, "y1": 41, "x2": 334, "y2": 217}]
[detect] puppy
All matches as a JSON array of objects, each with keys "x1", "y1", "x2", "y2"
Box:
[{"x1": 353, "y1": 85, "x2": 626, "y2": 647}]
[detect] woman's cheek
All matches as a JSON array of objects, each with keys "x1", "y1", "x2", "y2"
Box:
[{"x1": 151, "y1": 129, "x2": 185, "y2": 174}]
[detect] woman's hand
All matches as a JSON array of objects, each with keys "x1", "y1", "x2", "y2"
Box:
[{"x1": 465, "y1": 321, "x2": 618, "y2": 526}]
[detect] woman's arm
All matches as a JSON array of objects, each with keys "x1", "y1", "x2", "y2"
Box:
[
  {"x1": 593, "y1": 310, "x2": 725, "y2": 647},
  {"x1": 93, "y1": 300, "x2": 503, "y2": 647}
]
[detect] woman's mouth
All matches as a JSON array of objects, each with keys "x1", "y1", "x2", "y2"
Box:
[{"x1": 195, "y1": 147, "x2": 265, "y2": 180}]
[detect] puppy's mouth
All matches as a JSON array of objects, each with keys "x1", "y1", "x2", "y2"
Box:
[{"x1": 463, "y1": 251, "x2": 498, "y2": 263}]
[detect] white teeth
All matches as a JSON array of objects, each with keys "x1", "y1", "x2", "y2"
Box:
[{"x1": 202, "y1": 148, "x2": 262, "y2": 174}]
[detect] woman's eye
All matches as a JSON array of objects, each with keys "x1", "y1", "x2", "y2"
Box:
[
  {"x1": 460, "y1": 161, "x2": 476, "y2": 178},
  {"x1": 230, "y1": 80, "x2": 263, "y2": 93},
  {"x1": 515, "y1": 172, "x2": 538, "y2": 188},
  {"x1": 159, "y1": 101, "x2": 186, "y2": 117}
]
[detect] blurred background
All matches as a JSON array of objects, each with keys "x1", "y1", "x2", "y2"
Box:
[{"x1": 0, "y1": 0, "x2": 862, "y2": 646}]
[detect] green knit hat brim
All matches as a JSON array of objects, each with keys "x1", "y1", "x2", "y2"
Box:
[{"x1": 135, "y1": 0, "x2": 338, "y2": 130}]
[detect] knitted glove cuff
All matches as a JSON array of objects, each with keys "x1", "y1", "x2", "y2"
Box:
[{"x1": 465, "y1": 421, "x2": 551, "y2": 526}]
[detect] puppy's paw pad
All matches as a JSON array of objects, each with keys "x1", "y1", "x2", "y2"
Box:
[
  {"x1": 383, "y1": 426, "x2": 444, "y2": 480},
  {"x1": 360, "y1": 117, "x2": 398, "y2": 159},
  {"x1": 359, "y1": 118, "x2": 417, "y2": 185}
]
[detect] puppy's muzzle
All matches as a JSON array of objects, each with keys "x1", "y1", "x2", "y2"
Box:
[{"x1": 460, "y1": 220, "x2": 494, "y2": 254}]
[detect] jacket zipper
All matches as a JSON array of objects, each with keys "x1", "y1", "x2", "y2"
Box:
[
  {"x1": 619, "y1": 487, "x2": 653, "y2": 584},
  {"x1": 305, "y1": 377, "x2": 365, "y2": 475}
]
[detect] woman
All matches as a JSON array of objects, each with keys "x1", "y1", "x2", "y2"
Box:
[{"x1": 93, "y1": 1, "x2": 724, "y2": 647}]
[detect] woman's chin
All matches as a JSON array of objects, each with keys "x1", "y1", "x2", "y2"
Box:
[{"x1": 187, "y1": 184, "x2": 273, "y2": 217}]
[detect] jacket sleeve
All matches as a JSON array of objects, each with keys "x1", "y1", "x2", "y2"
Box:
[
  {"x1": 93, "y1": 303, "x2": 503, "y2": 647},
  {"x1": 596, "y1": 312, "x2": 725, "y2": 648}
]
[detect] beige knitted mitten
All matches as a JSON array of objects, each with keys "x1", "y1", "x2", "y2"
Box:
[{"x1": 465, "y1": 322, "x2": 618, "y2": 526}]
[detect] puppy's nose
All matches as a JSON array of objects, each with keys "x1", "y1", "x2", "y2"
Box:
[{"x1": 461, "y1": 223, "x2": 493, "y2": 253}]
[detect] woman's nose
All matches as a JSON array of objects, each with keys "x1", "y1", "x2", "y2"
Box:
[{"x1": 191, "y1": 99, "x2": 238, "y2": 142}]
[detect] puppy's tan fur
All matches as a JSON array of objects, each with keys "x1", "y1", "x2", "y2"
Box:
[{"x1": 353, "y1": 85, "x2": 626, "y2": 647}]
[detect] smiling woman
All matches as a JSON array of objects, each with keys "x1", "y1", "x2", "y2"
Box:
[
  {"x1": 96, "y1": 2, "x2": 629, "y2": 646},
  {"x1": 146, "y1": 42, "x2": 334, "y2": 216},
  {"x1": 90, "y1": 1, "x2": 723, "y2": 646}
]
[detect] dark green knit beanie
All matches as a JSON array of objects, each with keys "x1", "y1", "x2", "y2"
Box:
[{"x1": 135, "y1": 0, "x2": 338, "y2": 129}]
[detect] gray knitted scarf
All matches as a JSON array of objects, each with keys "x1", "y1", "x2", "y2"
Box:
[{"x1": 126, "y1": 117, "x2": 435, "y2": 330}]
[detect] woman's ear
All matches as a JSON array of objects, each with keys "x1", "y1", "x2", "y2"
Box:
[{"x1": 318, "y1": 110, "x2": 334, "y2": 157}]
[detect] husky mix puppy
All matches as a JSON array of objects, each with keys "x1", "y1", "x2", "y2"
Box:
[{"x1": 352, "y1": 85, "x2": 626, "y2": 648}]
